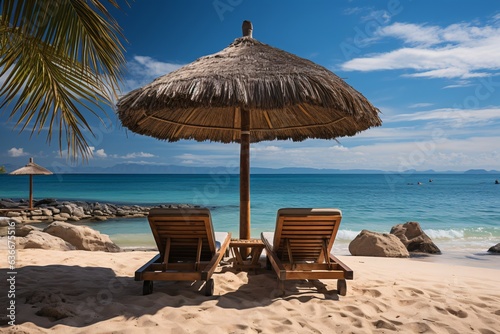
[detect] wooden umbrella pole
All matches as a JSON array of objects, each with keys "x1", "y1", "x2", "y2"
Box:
[
  {"x1": 29, "y1": 174, "x2": 33, "y2": 209},
  {"x1": 239, "y1": 108, "x2": 251, "y2": 256},
  {"x1": 239, "y1": 21, "x2": 253, "y2": 258}
]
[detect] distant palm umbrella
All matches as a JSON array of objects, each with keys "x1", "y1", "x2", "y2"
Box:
[
  {"x1": 117, "y1": 21, "x2": 382, "y2": 241},
  {"x1": 10, "y1": 157, "x2": 53, "y2": 209}
]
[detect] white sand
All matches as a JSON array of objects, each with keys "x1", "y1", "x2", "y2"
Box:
[{"x1": 2, "y1": 249, "x2": 499, "y2": 334}]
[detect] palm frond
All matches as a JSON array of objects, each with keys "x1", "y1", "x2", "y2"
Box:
[{"x1": 0, "y1": 0, "x2": 127, "y2": 161}]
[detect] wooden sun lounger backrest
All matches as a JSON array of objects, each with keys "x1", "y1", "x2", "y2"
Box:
[
  {"x1": 147, "y1": 208, "x2": 217, "y2": 263},
  {"x1": 272, "y1": 208, "x2": 342, "y2": 263}
]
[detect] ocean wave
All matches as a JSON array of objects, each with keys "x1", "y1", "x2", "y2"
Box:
[
  {"x1": 336, "y1": 230, "x2": 362, "y2": 241},
  {"x1": 421, "y1": 228, "x2": 500, "y2": 240},
  {"x1": 424, "y1": 229, "x2": 465, "y2": 239},
  {"x1": 337, "y1": 229, "x2": 467, "y2": 241},
  {"x1": 336, "y1": 228, "x2": 499, "y2": 242}
]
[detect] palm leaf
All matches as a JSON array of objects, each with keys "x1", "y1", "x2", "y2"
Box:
[{"x1": 0, "y1": 0, "x2": 127, "y2": 160}]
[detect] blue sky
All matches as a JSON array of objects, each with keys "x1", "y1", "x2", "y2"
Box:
[{"x1": 2, "y1": 0, "x2": 500, "y2": 172}]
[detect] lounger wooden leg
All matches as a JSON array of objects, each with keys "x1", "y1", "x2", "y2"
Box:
[
  {"x1": 232, "y1": 246, "x2": 245, "y2": 270},
  {"x1": 195, "y1": 238, "x2": 203, "y2": 271},
  {"x1": 285, "y1": 239, "x2": 296, "y2": 270},
  {"x1": 162, "y1": 238, "x2": 171, "y2": 270},
  {"x1": 266, "y1": 256, "x2": 272, "y2": 270},
  {"x1": 277, "y1": 279, "x2": 285, "y2": 296},
  {"x1": 143, "y1": 280, "x2": 153, "y2": 295},
  {"x1": 322, "y1": 239, "x2": 333, "y2": 269},
  {"x1": 337, "y1": 279, "x2": 347, "y2": 296},
  {"x1": 205, "y1": 279, "x2": 214, "y2": 296}
]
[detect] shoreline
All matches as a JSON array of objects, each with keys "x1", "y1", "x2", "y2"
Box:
[
  {"x1": 2, "y1": 198, "x2": 498, "y2": 270},
  {"x1": 2, "y1": 249, "x2": 499, "y2": 333},
  {"x1": 0, "y1": 198, "x2": 199, "y2": 224}
]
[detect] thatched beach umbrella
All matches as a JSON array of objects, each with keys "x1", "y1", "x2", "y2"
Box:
[
  {"x1": 117, "y1": 21, "x2": 381, "y2": 241},
  {"x1": 10, "y1": 157, "x2": 53, "y2": 209}
]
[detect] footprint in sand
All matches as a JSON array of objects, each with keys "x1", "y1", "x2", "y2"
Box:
[
  {"x1": 398, "y1": 299, "x2": 417, "y2": 307},
  {"x1": 182, "y1": 313, "x2": 198, "y2": 320},
  {"x1": 478, "y1": 329, "x2": 497, "y2": 334},
  {"x1": 434, "y1": 306, "x2": 448, "y2": 315},
  {"x1": 344, "y1": 305, "x2": 365, "y2": 317},
  {"x1": 373, "y1": 319, "x2": 397, "y2": 330},
  {"x1": 407, "y1": 287, "x2": 425, "y2": 296},
  {"x1": 446, "y1": 307, "x2": 468, "y2": 318},
  {"x1": 360, "y1": 289, "x2": 382, "y2": 297}
]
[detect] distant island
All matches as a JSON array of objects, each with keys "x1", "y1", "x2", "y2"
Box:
[{"x1": 1, "y1": 162, "x2": 499, "y2": 175}]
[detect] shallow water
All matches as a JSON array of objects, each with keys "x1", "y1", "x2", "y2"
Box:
[{"x1": 2, "y1": 173, "x2": 499, "y2": 268}]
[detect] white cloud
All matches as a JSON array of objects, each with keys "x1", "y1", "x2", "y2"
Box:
[
  {"x1": 330, "y1": 145, "x2": 349, "y2": 152},
  {"x1": 341, "y1": 21, "x2": 500, "y2": 79},
  {"x1": 174, "y1": 153, "x2": 237, "y2": 167},
  {"x1": 251, "y1": 145, "x2": 281, "y2": 153},
  {"x1": 406, "y1": 68, "x2": 488, "y2": 79},
  {"x1": 85, "y1": 147, "x2": 107, "y2": 159},
  {"x1": 387, "y1": 107, "x2": 500, "y2": 127},
  {"x1": 408, "y1": 103, "x2": 434, "y2": 108},
  {"x1": 8, "y1": 147, "x2": 28, "y2": 157},
  {"x1": 353, "y1": 136, "x2": 500, "y2": 171},
  {"x1": 121, "y1": 56, "x2": 184, "y2": 93},
  {"x1": 121, "y1": 152, "x2": 156, "y2": 159},
  {"x1": 378, "y1": 22, "x2": 441, "y2": 46},
  {"x1": 121, "y1": 160, "x2": 166, "y2": 165},
  {"x1": 84, "y1": 150, "x2": 157, "y2": 160},
  {"x1": 361, "y1": 10, "x2": 391, "y2": 25},
  {"x1": 95, "y1": 149, "x2": 107, "y2": 158},
  {"x1": 244, "y1": 136, "x2": 500, "y2": 171},
  {"x1": 130, "y1": 56, "x2": 183, "y2": 78}
]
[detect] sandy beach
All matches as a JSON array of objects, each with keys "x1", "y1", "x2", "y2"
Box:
[{"x1": 1, "y1": 249, "x2": 499, "y2": 334}]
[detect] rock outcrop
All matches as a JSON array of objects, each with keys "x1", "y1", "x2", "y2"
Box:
[
  {"x1": 390, "y1": 222, "x2": 441, "y2": 254},
  {"x1": 12, "y1": 221, "x2": 119, "y2": 252},
  {"x1": 17, "y1": 230, "x2": 75, "y2": 251},
  {"x1": 349, "y1": 230, "x2": 410, "y2": 258},
  {"x1": 488, "y1": 243, "x2": 500, "y2": 253},
  {"x1": 43, "y1": 221, "x2": 120, "y2": 252},
  {"x1": 15, "y1": 223, "x2": 41, "y2": 237},
  {"x1": 0, "y1": 199, "x2": 151, "y2": 223},
  {"x1": 0, "y1": 217, "x2": 10, "y2": 226},
  {"x1": 1, "y1": 201, "x2": 201, "y2": 252}
]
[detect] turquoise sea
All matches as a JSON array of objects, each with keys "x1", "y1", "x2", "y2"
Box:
[{"x1": 1, "y1": 173, "x2": 499, "y2": 266}]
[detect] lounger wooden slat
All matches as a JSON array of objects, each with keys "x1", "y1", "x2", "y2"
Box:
[
  {"x1": 262, "y1": 208, "x2": 353, "y2": 296},
  {"x1": 135, "y1": 208, "x2": 231, "y2": 296}
]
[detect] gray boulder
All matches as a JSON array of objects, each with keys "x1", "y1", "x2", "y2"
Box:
[
  {"x1": 34, "y1": 198, "x2": 59, "y2": 207},
  {"x1": 58, "y1": 205, "x2": 73, "y2": 215},
  {"x1": 15, "y1": 224, "x2": 42, "y2": 237},
  {"x1": 18, "y1": 230, "x2": 75, "y2": 251},
  {"x1": 349, "y1": 230, "x2": 410, "y2": 258},
  {"x1": 43, "y1": 221, "x2": 120, "y2": 252},
  {"x1": 71, "y1": 206, "x2": 85, "y2": 218},
  {"x1": 52, "y1": 214, "x2": 68, "y2": 221},
  {"x1": 0, "y1": 217, "x2": 10, "y2": 226},
  {"x1": 488, "y1": 243, "x2": 500, "y2": 253},
  {"x1": 390, "y1": 222, "x2": 441, "y2": 254},
  {"x1": 0, "y1": 199, "x2": 20, "y2": 208}
]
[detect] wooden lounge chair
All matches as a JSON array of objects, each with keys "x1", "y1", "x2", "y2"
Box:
[
  {"x1": 135, "y1": 208, "x2": 231, "y2": 296},
  {"x1": 261, "y1": 208, "x2": 353, "y2": 296}
]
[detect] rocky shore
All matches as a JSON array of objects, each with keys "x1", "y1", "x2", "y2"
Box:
[
  {"x1": 1, "y1": 199, "x2": 498, "y2": 255},
  {"x1": 0, "y1": 199, "x2": 199, "y2": 253},
  {"x1": 0, "y1": 198, "x2": 195, "y2": 224}
]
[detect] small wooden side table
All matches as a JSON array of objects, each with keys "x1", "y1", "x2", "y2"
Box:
[{"x1": 229, "y1": 238, "x2": 265, "y2": 271}]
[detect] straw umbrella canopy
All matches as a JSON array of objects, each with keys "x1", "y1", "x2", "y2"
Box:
[
  {"x1": 117, "y1": 21, "x2": 382, "y2": 241},
  {"x1": 10, "y1": 157, "x2": 53, "y2": 209}
]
